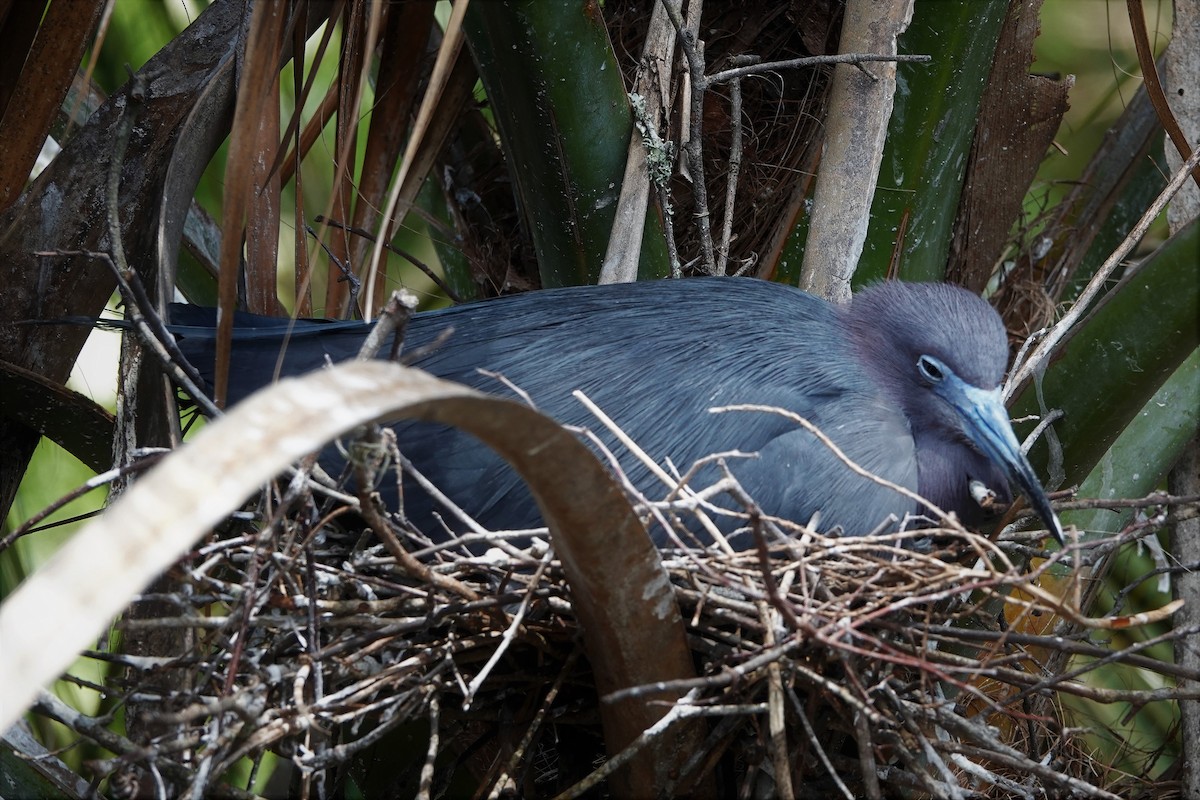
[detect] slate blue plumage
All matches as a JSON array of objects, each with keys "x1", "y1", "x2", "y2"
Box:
[{"x1": 169, "y1": 277, "x2": 1063, "y2": 546}]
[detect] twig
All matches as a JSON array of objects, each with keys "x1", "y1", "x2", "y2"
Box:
[
  {"x1": 38, "y1": 250, "x2": 220, "y2": 421},
  {"x1": 881, "y1": 683, "x2": 966, "y2": 799},
  {"x1": 356, "y1": 289, "x2": 418, "y2": 362},
  {"x1": 937, "y1": 739, "x2": 1119, "y2": 800},
  {"x1": 854, "y1": 702, "x2": 882, "y2": 800},
  {"x1": 706, "y1": 52, "x2": 932, "y2": 85},
  {"x1": 491, "y1": 647, "x2": 585, "y2": 797},
  {"x1": 660, "y1": 0, "x2": 930, "y2": 275},
  {"x1": 552, "y1": 690, "x2": 774, "y2": 800},
  {"x1": 1005, "y1": 145, "x2": 1200, "y2": 401},
  {"x1": 1054, "y1": 491, "x2": 1200, "y2": 512},
  {"x1": 602, "y1": 638, "x2": 802, "y2": 703},
  {"x1": 1018, "y1": 407, "x2": 1063, "y2": 456},
  {"x1": 715, "y1": 56, "x2": 751, "y2": 275},
  {"x1": 758, "y1": 600, "x2": 795, "y2": 800},
  {"x1": 33, "y1": 691, "x2": 259, "y2": 800},
  {"x1": 462, "y1": 549, "x2": 553, "y2": 707},
  {"x1": 304, "y1": 223, "x2": 362, "y2": 313},
  {"x1": 416, "y1": 694, "x2": 439, "y2": 800},
  {"x1": 353, "y1": 442, "x2": 481, "y2": 603},
  {"x1": 660, "y1": 0, "x2": 716, "y2": 274},
  {"x1": 788, "y1": 687, "x2": 856, "y2": 800},
  {"x1": 570, "y1": 389, "x2": 735, "y2": 553},
  {"x1": 0, "y1": 452, "x2": 166, "y2": 553},
  {"x1": 314, "y1": 215, "x2": 462, "y2": 302},
  {"x1": 1002, "y1": 621, "x2": 1200, "y2": 710}
]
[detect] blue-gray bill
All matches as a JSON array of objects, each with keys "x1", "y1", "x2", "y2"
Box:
[{"x1": 938, "y1": 374, "x2": 1065, "y2": 545}]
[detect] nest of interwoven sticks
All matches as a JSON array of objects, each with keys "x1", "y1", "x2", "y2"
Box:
[{"x1": 62, "y1": 450, "x2": 1194, "y2": 800}]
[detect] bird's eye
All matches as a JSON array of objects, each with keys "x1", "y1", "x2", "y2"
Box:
[{"x1": 917, "y1": 355, "x2": 945, "y2": 383}]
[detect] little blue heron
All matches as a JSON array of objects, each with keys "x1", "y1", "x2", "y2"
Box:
[{"x1": 169, "y1": 277, "x2": 1064, "y2": 546}]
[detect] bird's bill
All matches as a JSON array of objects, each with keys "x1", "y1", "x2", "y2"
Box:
[{"x1": 945, "y1": 380, "x2": 1066, "y2": 545}]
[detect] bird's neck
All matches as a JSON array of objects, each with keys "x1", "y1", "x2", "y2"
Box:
[{"x1": 911, "y1": 426, "x2": 1010, "y2": 527}]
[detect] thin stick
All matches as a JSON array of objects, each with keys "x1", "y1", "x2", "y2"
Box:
[
  {"x1": 462, "y1": 550, "x2": 553, "y2": 706},
  {"x1": 759, "y1": 600, "x2": 795, "y2": 800},
  {"x1": 364, "y1": 0, "x2": 469, "y2": 317},
  {"x1": 789, "y1": 687, "x2": 856, "y2": 799},
  {"x1": 707, "y1": 52, "x2": 931, "y2": 85},
  {"x1": 1005, "y1": 146, "x2": 1200, "y2": 401},
  {"x1": 416, "y1": 694, "x2": 439, "y2": 800},
  {"x1": 660, "y1": 0, "x2": 716, "y2": 274},
  {"x1": 716, "y1": 61, "x2": 748, "y2": 275},
  {"x1": 571, "y1": 389, "x2": 736, "y2": 553},
  {"x1": 315, "y1": 215, "x2": 462, "y2": 302}
]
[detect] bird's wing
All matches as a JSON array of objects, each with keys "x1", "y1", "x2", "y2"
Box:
[
  {"x1": 729, "y1": 394, "x2": 918, "y2": 538},
  {"x1": 168, "y1": 304, "x2": 373, "y2": 403},
  {"x1": 395, "y1": 280, "x2": 920, "y2": 539}
]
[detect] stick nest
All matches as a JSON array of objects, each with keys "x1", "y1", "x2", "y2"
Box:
[{"x1": 73, "y1": 472, "x2": 1192, "y2": 800}]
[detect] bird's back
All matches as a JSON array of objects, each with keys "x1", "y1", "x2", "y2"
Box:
[{"x1": 173, "y1": 278, "x2": 919, "y2": 544}]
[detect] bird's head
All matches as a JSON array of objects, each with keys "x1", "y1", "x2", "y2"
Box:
[{"x1": 845, "y1": 282, "x2": 1064, "y2": 544}]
